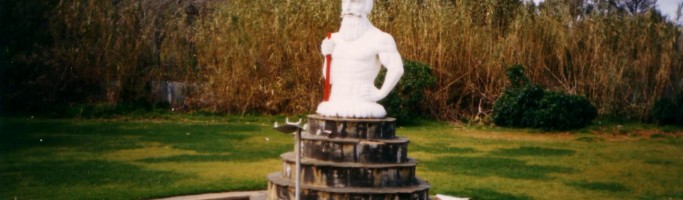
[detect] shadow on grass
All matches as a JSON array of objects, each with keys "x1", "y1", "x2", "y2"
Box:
[
  {"x1": 644, "y1": 159, "x2": 676, "y2": 166},
  {"x1": 441, "y1": 188, "x2": 532, "y2": 200},
  {"x1": 0, "y1": 118, "x2": 290, "y2": 199},
  {"x1": 575, "y1": 136, "x2": 603, "y2": 142},
  {"x1": 0, "y1": 118, "x2": 290, "y2": 161},
  {"x1": 491, "y1": 146, "x2": 575, "y2": 157},
  {"x1": 411, "y1": 143, "x2": 477, "y2": 154},
  {"x1": 137, "y1": 150, "x2": 286, "y2": 163},
  {"x1": 566, "y1": 181, "x2": 629, "y2": 192},
  {"x1": 0, "y1": 119, "x2": 137, "y2": 153},
  {"x1": 426, "y1": 156, "x2": 574, "y2": 180},
  {"x1": 1, "y1": 160, "x2": 187, "y2": 186}
]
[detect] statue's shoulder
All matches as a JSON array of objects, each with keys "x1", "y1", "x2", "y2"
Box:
[
  {"x1": 366, "y1": 28, "x2": 397, "y2": 50},
  {"x1": 368, "y1": 28, "x2": 394, "y2": 40},
  {"x1": 364, "y1": 28, "x2": 395, "y2": 45}
]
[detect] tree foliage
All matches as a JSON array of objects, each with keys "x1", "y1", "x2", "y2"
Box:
[{"x1": 617, "y1": 0, "x2": 657, "y2": 15}]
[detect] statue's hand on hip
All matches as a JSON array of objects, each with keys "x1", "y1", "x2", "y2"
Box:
[
  {"x1": 361, "y1": 86, "x2": 383, "y2": 102},
  {"x1": 321, "y1": 38, "x2": 334, "y2": 56}
]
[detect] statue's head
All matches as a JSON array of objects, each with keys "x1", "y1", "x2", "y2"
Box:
[
  {"x1": 339, "y1": 0, "x2": 373, "y2": 41},
  {"x1": 341, "y1": 0, "x2": 373, "y2": 18}
]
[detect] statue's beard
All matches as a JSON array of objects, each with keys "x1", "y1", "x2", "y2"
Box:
[{"x1": 339, "y1": 15, "x2": 371, "y2": 42}]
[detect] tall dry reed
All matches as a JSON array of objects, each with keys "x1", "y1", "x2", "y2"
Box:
[{"x1": 11, "y1": 0, "x2": 682, "y2": 120}]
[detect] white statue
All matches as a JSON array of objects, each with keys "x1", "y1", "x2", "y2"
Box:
[{"x1": 316, "y1": 0, "x2": 404, "y2": 118}]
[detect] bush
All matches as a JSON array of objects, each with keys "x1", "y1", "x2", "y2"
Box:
[
  {"x1": 492, "y1": 85, "x2": 545, "y2": 127},
  {"x1": 493, "y1": 65, "x2": 597, "y2": 130},
  {"x1": 531, "y1": 92, "x2": 598, "y2": 130},
  {"x1": 377, "y1": 60, "x2": 437, "y2": 124},
  {"x1": 651, "y1": 94, "x2": 683, "y2": 126}
]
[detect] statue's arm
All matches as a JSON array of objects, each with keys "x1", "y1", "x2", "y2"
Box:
[
  {"x1": 375, "y1": 34, "x2": 404, "y2": 101},
  {"x1": 321, "y1": 35, "x2": 335, "y2": 80}
]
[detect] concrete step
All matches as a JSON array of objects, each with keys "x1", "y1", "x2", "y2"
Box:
[
  {"x1": 267, "y1": 172, "x2": 430, "y2": 200},
  {"x1": 301, "y1": 135, "x2": 409, "y2": 163},
  {"x1": 280, "y1": 152, "x2": 418, "y2": 187},
  {"x1": 307, "y1": 114, "x2": 396, "y2": 139}
]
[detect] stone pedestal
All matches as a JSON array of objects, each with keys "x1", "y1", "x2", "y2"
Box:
[{"x1": 267, "y1": 115, "x2": 431, "y2": 200}]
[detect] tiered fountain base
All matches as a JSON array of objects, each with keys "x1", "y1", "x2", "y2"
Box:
[{"x1": 267, "y1": 115, "x2": 430, "y2": 200}]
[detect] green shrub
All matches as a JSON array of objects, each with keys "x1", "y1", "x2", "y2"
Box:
[
  {"x1": 651, "y1": 94, "x2": 683, "y2": 126},
  {"x1": 493, "y1": 65, "x2": 597, "y2": 130},
  {"x1": 531, "y1": 92, "x2": 598, "y2": 130},
  {"x1": 492, "y1": 85, "x2": 545, "y2": 127},
  {"x1": 377, "y1": 60, "x2": 437, "y2": 124},
  {"x1": 506, "y1": 64, "x2": 531, "y2": 88}
]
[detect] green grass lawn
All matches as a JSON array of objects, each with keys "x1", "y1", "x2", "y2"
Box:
[{"x1": 1, "y1": 115, "x2": 682, "y2": 200}]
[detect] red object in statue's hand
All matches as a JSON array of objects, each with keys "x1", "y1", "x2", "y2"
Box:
[{"x1": 323, "y1": 32, "x2": 332, "y2": 102}]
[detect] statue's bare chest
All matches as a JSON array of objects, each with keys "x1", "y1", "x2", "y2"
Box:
[{"x1": 332, "y1": 38, "x2": 380, "y2": 61}]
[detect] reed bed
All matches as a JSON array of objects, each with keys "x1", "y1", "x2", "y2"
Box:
[{"x1": 4, "y1": 0, "x2": 682, "y2": 121}]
